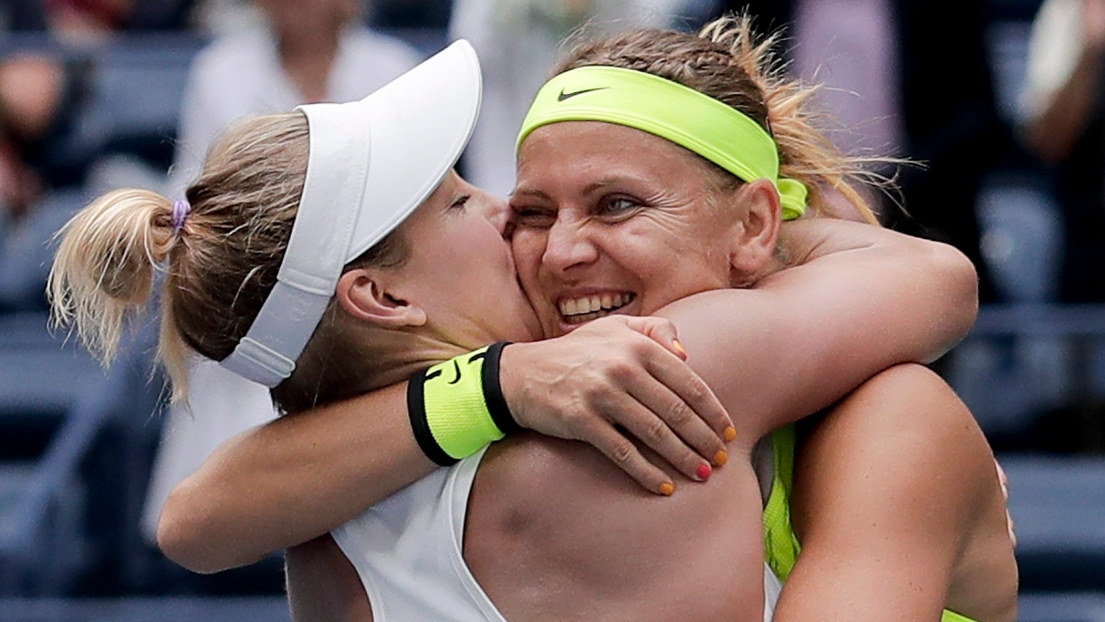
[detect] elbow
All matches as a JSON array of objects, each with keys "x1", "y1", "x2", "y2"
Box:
[
  {"x1": 927, "y1": 241, "x2": 980, "y2": 352},
  {"x1": 156, "y1": 480, "x2": 231, "y2": 575}
]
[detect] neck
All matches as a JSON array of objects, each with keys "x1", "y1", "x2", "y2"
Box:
[{"x1": 353, "y1": 330, "x2": 475, "y2": 391}]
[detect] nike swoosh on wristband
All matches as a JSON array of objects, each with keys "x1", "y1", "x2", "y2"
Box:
[{"x1": 557, "y1": 87, "x2": 609, "y2": 101}]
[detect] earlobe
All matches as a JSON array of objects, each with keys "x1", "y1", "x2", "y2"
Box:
[
  {"x1": 728, "y1": 179, "x2": 782, "y2": 284},
  {"x1": 337, "y1": 269, "x2": 426, "y2": 328}
]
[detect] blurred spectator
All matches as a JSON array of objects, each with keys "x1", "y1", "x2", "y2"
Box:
[
  {"x1": 0, "y1": 0, "x2": 196, "y2": 42},
  {"x1": 1021, "y1": 0, "x2": 1105, "y2": 302},
  {"x1": 0, "y1": 53, "x2": 91, "y2": 310},
  {"x1": 450, "y1": 0, "x2": 704, "y2": 196},
  {"x1": 711, "y1": 0, "x2": 1008, "y2": 302},
  {"x1": 166, "y1": 0, "x2": 421, "y2": 194},
  {"x1": 144, "y1": 0, "x2": 421, "y2": 543}
]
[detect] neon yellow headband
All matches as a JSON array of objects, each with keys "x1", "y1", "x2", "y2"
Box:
[{"x1": 517, "y1": 66, "x2": 807, "y2": 220}]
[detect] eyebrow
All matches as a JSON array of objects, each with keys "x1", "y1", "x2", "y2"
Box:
[{"x1": 512, "y1": 177, "x2": 631, "y2": 201}]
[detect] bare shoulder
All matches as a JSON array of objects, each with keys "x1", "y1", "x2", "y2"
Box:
[
  {"x1": 790, "y1": 364, "x2": 1017, "y2": 622},
  {"x1": 465, "y1": 433, "x2": 766, "y2": 622}
]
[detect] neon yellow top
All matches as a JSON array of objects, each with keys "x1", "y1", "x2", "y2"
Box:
[
  {"x1": 517, "y1": 66, "x2": 808, "y2": 220},
  {"x1": 762, "y1": 425, "x2": 980, "y2": 622}
]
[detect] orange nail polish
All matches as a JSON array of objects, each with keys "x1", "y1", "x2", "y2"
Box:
[
  {"x1": 659, "y1": 482, "x2": 675, "y2": 496},
  {"x1": 672, "y1": 339, "x2": 687, "y2": 358},
  {"x1": 714, "y1": 449, "x2": 729, "y2": 467},
  {"x1": 696, "y1": 463, "x2": 713, "y2": 481},
  {"x1": 723, "y1": 426, "x2": 737, "y2": 442}
]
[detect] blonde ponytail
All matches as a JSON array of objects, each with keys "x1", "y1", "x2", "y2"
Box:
[{"x1": 48, "y1": 188, "x2": 179, "y2": 367}]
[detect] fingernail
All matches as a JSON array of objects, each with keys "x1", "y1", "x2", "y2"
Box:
[
  {"x1": 696, "y1": 463, "x2": 713, "y2": 481},
  {"x1": 672, "y1": 339, "x2": 687, "y2": 358},
  {"x1": 713, "y1": 449, "x2": 728, "y2": 467},
  {"x1": 659, "y1": 482, "x2": 675, "y2": 496},
  {"x1": 723, "y1": 426, "x2": 737, "y2": 442}
]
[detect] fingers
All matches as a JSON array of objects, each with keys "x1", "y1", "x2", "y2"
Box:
[
  {"x1": 639, "y1": 340, "x2": 734, "y2": 442},
  {"x1": 598, "y1": 389, "x2": 723, "y2": 486},
  {"x1": 994, "y1": 458, "x2": 1017, "y2": 547},
  {"x1": 577, "y1": 417, "x2": 678, "y2": 496}
]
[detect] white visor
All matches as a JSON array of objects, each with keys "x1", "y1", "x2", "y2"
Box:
[{"x1": 220, "y1": 40, "x2": 482, "y2": 387}]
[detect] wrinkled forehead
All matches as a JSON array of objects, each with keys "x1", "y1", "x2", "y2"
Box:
[{"x1": 514, "y1": 121, "x2": 734, "y2": 202}]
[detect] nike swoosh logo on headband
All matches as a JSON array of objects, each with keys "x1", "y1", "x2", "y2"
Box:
[{"x1": 557, "y1": 87, "x2": 609, "y2": 101}]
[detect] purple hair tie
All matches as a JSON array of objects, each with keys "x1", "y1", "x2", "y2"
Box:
[{"x1": 171, "y1": 200, "x2": 191, "y2": 233}]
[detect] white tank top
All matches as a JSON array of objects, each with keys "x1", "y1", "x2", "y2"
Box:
[{"x1": 332, "y1": 446, "x2": 781, "y2": 621}]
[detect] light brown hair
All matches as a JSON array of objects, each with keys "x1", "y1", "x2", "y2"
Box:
[
  {"x1": 554, "y1": 14, "x2": 890, "y2": 224},
  {"x1": 48, "y1": 112, "x2": 407, "y2": 414}
]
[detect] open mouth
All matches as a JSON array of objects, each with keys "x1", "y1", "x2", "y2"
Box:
[{"x1": 558, "y1": 293, "x2": 636, "y2": 324}]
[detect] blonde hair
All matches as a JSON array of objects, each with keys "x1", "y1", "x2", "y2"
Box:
[
  {"x1": 49, "y1": 112, "x2": 408, "y2": 414},
  {"x1": 554, "y1": 14, "x2": 892, "y2": 223}
]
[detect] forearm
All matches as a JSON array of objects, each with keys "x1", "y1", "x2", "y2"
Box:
[
  {"x1": 159, "y1": 321, "x2": 733, "y2": 571},
  {"x1": 658, "y1": 219, "x2": 978, "y2": 443},
  {"x1": 158, "y1": 382, "x2": 436, "y2": 573}
]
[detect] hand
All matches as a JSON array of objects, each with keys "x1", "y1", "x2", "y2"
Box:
[
  {"x1": 1084, "y1": 0, "x2": 1105, "y2": 51},
  {"x1": 498, "y1": 315, "x2": 734, "y2": 495},
  {"x1": 994, "y1": 458, "x2": 1017, "y2": 548}
]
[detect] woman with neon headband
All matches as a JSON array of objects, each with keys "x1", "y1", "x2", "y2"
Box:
[
  {"x1": 497, "y1": 18, "x2": 1016, "y2": 621},
  {"x1": 53, "y1": 21, "x2": 1012, "y2": 622},
  {"x1": 279, "y1": 19, "x2": 1012, "y2": 621}
]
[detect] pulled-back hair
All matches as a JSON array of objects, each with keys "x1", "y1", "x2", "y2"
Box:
[
  {"x1": 553, "y1": 15, "x2": 887, "y2": 223},
  {"x1": 48, "y1": 112, "x2": 408, "y2": 414}
]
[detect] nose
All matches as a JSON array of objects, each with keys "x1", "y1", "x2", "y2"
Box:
[{"x1": 542, "y1": 216, "x2": 598, "y2": 273}]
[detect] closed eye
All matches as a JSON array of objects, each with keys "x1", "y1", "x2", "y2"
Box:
[
  {"x1": 512, "y1": 205, "x2": 557, "y2": 229},
  {"x1": 448, "y1": 194, "x2": 471, "y2": 210}
]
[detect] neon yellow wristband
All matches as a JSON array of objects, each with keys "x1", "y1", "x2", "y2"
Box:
[{"x1": 407, "y1": 342, "x2": 517, "y2": 465}]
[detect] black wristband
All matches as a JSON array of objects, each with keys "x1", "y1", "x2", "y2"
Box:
[
  {"x1": 407, "y1": 369, "x2": 458, "y2": 467},
  {"x1": 481, "y1": 341, "x2": 521, "y2": 435}
]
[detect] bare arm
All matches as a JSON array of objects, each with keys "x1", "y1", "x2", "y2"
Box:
[
  {"x1": 161, "y1": 218, "x2": 974, "y2": 573},
  {"x1": 774, "y1": 365, "x2": 1017, "y2": 622},
  {"x1": 655, "y1": 218, "x2": 978, "y2": 446},
  {"x1": 158, "y1": 383, "x2": 430, "y2": 572},
  {"x1": 158, "y1": 318, "x2": 731, "y2": 573}
]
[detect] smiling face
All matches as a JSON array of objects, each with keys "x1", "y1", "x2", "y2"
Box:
[
  {"x1": 391, "y1": 171, "x2": 543, "y2": 347},
  {"x1": 511, "y1": 122, "x2": 748, "y2": 338}
]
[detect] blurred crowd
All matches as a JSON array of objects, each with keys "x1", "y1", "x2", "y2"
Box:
[{"x1": 0, "y1": 0, "x2": 1081, "y2": 313}]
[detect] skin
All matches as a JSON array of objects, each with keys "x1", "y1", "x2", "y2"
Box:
[
  {"x1": 284, "y1": 122, "x2": 983, "y2": 620},
  {"x1": 159, "y1": 177, "x2": 736, "y2": 573},
  {"x1": 1024, "y1": 0, "x2": 1105, "y2": 163},
  {"x1": 781, "y1": 365, "x2": 1018, "y2": 622},
  {"x1": 508, "y1": 120, "x2": 1016, "y2": 620}
]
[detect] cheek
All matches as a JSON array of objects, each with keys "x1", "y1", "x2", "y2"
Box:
[{"x1": 510, "y1": 231, "x2": 545, "y2": 281}]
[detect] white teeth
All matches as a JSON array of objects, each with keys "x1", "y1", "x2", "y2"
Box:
[{"x1": 558, "y1": 293, "x2": 633, "y2": 319}]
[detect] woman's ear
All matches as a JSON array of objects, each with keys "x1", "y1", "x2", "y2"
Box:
[
  {"x1": 728, "y1": 178, "x2": 782, "y2": 284},
  {"x1": 336, "y1": 268, "x2": 427, "y2": 328}
]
